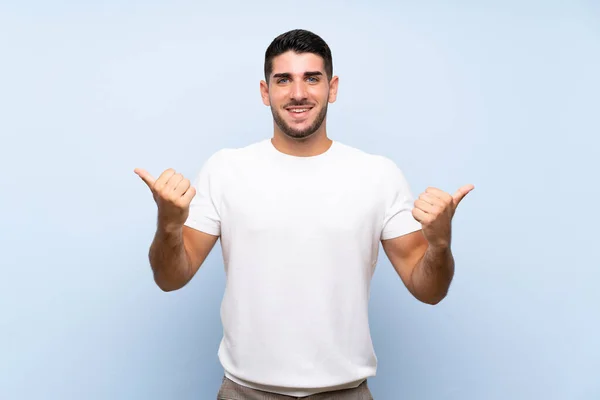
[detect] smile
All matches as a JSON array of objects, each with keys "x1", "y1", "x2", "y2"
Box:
[{"x1": 285, "y1": 106, "x2": 313, "y2": 118}]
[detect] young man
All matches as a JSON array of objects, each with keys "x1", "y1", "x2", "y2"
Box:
[{"x1": 135, "y1": 29, "x2": 473, "y2": 399}]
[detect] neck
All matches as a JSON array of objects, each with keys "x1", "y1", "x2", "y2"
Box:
[{"x1": 271, "y1": 125, "x2": 332, "y2": 157}]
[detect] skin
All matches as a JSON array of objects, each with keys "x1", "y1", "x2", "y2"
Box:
[
  {"x1": 134, "y1": 50, "x2": 474, "y2": 304},
  {"x1": 259, "y1": 51, "x2": 339, "y2": 157},
  {"x1": 382, "y1": 184, "x2": 474, "y2": 304},
  {"x1": 133, "y1": 167, "x2": 218, "y2": 291}
]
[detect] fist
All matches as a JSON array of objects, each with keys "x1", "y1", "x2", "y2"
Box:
[
  {"x1": 412, "y1": 184, "x2": 474, "y2": 248},
  {"x1": 134, "y1": 168, "x2": 196, "y2": 230}
]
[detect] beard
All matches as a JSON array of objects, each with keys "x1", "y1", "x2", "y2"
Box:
[{"x1": 271, "y1": 101, "x2": 328, "y2": 140}]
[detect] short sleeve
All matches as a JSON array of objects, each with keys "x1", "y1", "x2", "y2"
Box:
[
  {"x1": 183, "y1": 151, "x2": 224, "y2": 236},
  {"x1": 380, "y1": 159, "x2": 422, "y2": 240}
]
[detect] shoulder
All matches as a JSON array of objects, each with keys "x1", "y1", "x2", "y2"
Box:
[
  {"x1": 204, "y1": 139, "x2": 269, "y2": 169},
  {"x1": 333, "y1": 141, "x2": 402, "y2": 173}
]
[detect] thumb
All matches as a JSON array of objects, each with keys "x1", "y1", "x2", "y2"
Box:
[
  {"x1": 134, "y1": 168, "x2": 156, "y2": 189},
  {"x1": 452, "y1": 184, "x2": 474, "y2": 208}
]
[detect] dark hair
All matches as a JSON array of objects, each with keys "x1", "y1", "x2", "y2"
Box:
[{"x1": 264, "y1": 29, "x2": 333, "y2": 83}]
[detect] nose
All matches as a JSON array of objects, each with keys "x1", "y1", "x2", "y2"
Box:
[{"x1": 290, "y1": 80, "x2": 308, "y2": 101}]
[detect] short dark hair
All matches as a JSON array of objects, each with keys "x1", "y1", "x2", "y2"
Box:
[{"x1": 264, "y1": 29, "x2": 333, "y2": 83}]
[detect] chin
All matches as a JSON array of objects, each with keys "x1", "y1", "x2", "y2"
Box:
[
  {"x1": 290, "y1": 133, "x2": 316, "y2": 141},
  {"x1": 281, "y1": 128, "x2": 315, "y2": 140},
  {"x1": 273, "y1": 107, "x2": 326, "y2": 140}
]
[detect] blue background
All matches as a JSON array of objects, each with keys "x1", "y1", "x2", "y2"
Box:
[{"x1": 1, "y1": 1, "x2": 599, "y2": 399}]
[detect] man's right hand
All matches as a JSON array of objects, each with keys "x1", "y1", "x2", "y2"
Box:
[{"x1": 134, "y1": 168, "x2": 196, "y2": 231}]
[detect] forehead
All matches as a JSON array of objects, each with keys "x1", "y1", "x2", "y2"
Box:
[{"x1": 270, "y1": 51, "x2": 325, "y2": 76}]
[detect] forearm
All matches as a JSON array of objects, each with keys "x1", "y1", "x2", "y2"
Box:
[
  {"x1": 149, "y1": 224, "x2": 192, "y2": 291},
  {"x1": 410, "y1": 245, "x2": 455, "y2": 305}
]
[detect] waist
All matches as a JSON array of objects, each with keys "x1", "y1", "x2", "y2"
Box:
[
  {"x1": 224, "y1": 371, "x2": 369, "y2": 397},
  {"x1": 218, "y1": 339, "x2": 377, "y2": 397}
]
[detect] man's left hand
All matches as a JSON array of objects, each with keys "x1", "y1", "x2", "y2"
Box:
[{"x1": 412, "y1": 184, "x2": 474, "y2": 248}]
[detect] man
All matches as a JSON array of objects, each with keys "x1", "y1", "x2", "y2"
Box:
[{"x1": 135, "y1": 29, "x2": 473, "y2": 399}]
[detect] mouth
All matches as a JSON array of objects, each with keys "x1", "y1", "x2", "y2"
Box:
[{"x1": 285, "y1": 106, "x2": 314, "y2": 120}]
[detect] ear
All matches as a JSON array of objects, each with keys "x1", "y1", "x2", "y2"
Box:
[
  {"x1": 328, "y1": 75, "x2": 339, "y2": 104},
  {"x1": 260, "y1": 80, "x2": 270, "y2": 106}
]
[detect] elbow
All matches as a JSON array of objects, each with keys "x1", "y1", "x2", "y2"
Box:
[
  {"x1": 422, "y1": 297, "x2": 444, "y2": 306},
  {"x1": 149, "y1": 259, "x2": 191, "y2": 293},
  {"x1": 153, "y1": 274, "x2": 186, "y2": 292},
  {"x1": 155, "y1": 280, "x2": 179, "y2": 292},
  {"x1": 419, "y1": 290, "x2": 448, "y2": 305},
  {"x1": 157, "y1": 283, "x2": 180, "y2": 292}
]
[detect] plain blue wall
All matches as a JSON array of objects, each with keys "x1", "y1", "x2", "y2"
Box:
[{"x1": 2, "y1": 1, "x2": 599, "y2": 399}]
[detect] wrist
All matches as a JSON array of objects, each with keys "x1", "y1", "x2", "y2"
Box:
[{"x1": 157, "y1": 219, "x2": 184, "y2": 235}]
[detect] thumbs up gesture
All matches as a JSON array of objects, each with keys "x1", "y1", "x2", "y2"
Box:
[
  {"x1": 134, "y1": 168, "x2": 197, "y2": 231},
  {"x1": 412, "y1": 184, "x2": 474, "y2": 248}
]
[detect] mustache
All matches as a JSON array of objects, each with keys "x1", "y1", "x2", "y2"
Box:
[{"x1": 283, "y1": 101, "x2": 315, "y2": 108}]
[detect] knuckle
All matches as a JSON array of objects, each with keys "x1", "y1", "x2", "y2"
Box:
[
  {"x1": 160, "y1": 169, "x2": 176, "y2": 182},
  {"x1": 159, "y1": 189, "x2": 174, "y2": 201},
  {"x1": 168, "y1": 192, "x2": 180, "y2": 202},
  {"x1": 167, "y1": 174, "x2": 180, "y2": 185},
  {"x1": 176, "y1": 196, "x2": 190, "y2": 209},
  {"x1": 155, "y1": 187, "x2": 166, "y2": 198}
]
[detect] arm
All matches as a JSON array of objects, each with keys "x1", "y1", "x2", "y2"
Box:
[
  {"x1": 135, "y1": 166, "x2": 220, "y2": 292},
  {"x1": 382, "y1": 230, "x2": 454, "y2": 305},
  {"x1": 149, "y1": 224, "x2": 218, "y2": 292},
  {"x1": 382, "y1": 184, "x2": 474, "y2": 305}
]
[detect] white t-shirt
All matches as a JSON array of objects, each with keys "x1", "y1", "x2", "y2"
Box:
[{"x1": 184, "y1": 138, "x2": 421, "y2": 397}]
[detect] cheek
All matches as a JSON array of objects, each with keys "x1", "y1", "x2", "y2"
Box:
[
  {"x1": 269, "y1": 91, "x2": 286, "y2": 107},
  {"x1": 310, "y1": 87, "x2": 329, "y2": 101}
]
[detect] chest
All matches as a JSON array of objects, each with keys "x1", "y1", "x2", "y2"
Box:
[{"x1": 219, "y1": 165, "x2": 384, "y2": 239}]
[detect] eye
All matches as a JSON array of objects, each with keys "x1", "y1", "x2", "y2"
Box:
[
  {"x1": 306, "y1": 76, "x2": 319, "y2": 83},
  {"x1": 277, "y1": 78, "x2": 289, "y2": 84}
]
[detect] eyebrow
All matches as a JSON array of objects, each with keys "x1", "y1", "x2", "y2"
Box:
[{"x1": 272, "y1": 71, "x2": 323, "y2": 79}]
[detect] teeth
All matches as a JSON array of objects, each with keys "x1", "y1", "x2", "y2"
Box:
[{"x1": 290, "y1": 109, "x2": 308, "y2": 113}]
